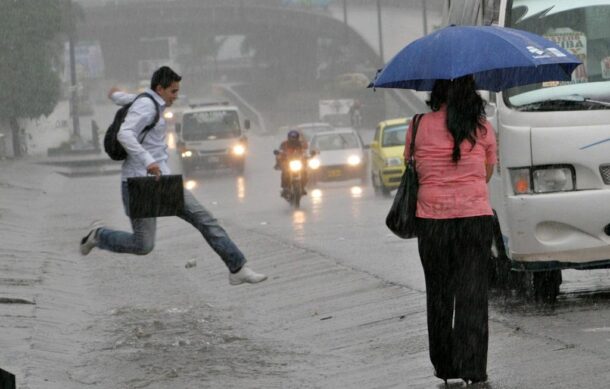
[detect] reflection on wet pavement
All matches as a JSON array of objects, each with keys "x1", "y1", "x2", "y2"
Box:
[
  {"x1": 350, "y1": 185, "x2": 363, "y2": 198},
  {"x1": 236, "y1": 176, "x2": 245, "y2": 201},
  {"x1": 166, "y1": 132, "x2": 176, "y2": 150},
  {"x1": 292, "y1": 210, "x2": 307, "y2": 242}
]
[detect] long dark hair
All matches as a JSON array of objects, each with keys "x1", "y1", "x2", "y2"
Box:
[{"x1": 426, "y1": 76, "x2": 486, "y2": 162}]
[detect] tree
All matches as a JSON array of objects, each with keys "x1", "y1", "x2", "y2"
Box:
[{"x1": 0, "y1": 0, "x2": 64, "y2": 157}]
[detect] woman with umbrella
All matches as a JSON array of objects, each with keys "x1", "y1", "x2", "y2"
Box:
[
  {"x1": 371, "y1": 25, "x2": 581, "y2": 385},
  {"x1": 404, "y1": 75, "x2": 496, "y2": 385}
]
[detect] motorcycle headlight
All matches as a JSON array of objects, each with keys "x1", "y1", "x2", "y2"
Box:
[
  {"x1": 347, "y1": 155, "x2": 361, "y2": 166},
  {"x1": 232, "y1": 144, "x2": 246, "y2": 156},
  {"x1": 385, "y1": 157, "x2": 402, "y2": 167},
  {"x1": 181, "y1": 150, "x2": 193, "y2": 158},
  {"x1": 308, "y1": 158, "x2": 321, "y2": 170},
  {"x1": 164, "y1": 111, "x2": 174, "y2": 120},
  {"x1": 289, "y1": 160, "x2": 303, "y2": 172},
  {"x1": 509, "y1": 166, "x2": 575, "y2": 195}
]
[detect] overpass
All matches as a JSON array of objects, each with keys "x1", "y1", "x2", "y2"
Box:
[{"x1": 77, "y1": 0, "x2": 437, "y2": 128}]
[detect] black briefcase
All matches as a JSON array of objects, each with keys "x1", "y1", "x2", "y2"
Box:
[{"x1": 127, "y1": 174, "x2": 184, "y2": 218}]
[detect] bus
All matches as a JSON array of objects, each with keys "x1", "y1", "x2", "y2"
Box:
[{"x1": 444, "y1": 0, "x2": 610, "y2": 302}]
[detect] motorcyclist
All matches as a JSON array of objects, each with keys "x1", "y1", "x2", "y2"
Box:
[{"x1": 275, "y1": 129, "x2": 308, "y2": 197}]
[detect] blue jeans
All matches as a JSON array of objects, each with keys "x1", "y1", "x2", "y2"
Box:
[{"x1": 96, "y1": 182, "x2": 246, "y2": 272}]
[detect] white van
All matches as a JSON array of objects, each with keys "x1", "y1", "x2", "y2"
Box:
[
  {"x1": 445, "y1": 0, "x2": 610, "y2": 301},
  {"x1": 175, "y1": 102, "x2": 250, "y2": 175}
]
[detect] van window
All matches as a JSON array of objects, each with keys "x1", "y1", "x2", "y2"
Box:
[{"x1": 182, "y1": 110, "x2": 241, "y2": 141}]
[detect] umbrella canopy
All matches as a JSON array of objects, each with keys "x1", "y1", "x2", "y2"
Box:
[{"x1": 370, "y1": 25, "x2": 582, "y2": 92}]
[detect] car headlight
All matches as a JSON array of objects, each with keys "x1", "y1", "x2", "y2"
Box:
[
  {"x1": 509, "y1": 166, "x2": 575, "y2": 194},
  {"x1": 385, "y1": 157, "x2": 402, "y2": 167},
  {"x1": 181, "y1": 150, "x2": 193, "y2": 158},
  {"x1": 289, "y1": 160, "x2": 303, "y2": 172},
  {"x1": 232, "y1": 144, "x2": 246, "y2": 156},
  {"x1": 347, "y1": 155, "x2": 361, "y2": 166},
  {"x1": 164, "y1": 111, "x2": 174, "y2": 120},
  {"x1": 308, "y1": 158, "x2": 321, "y2": 170}
]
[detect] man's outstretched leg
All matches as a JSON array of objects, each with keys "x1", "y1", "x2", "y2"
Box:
[
  {"x1": 179, "y1": 190, "x2": 267, "y2": 285},
  {"x1": 80, "y1": 182, "x2": 157, "y2": 256}
]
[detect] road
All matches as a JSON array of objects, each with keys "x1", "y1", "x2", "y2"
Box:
[{"x1": 3, "y1": 100, "x2": 610, "y2": 388}]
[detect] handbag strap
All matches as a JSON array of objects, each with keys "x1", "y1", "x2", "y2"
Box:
[{"x1": 408, "y1": 114, "x2": 423, "y2": 164}]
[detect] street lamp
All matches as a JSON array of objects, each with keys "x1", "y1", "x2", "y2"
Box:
[
  {"x1": 376, "y1": 0, "x2": 384, "y2": 65},
  {"x1": 66, "y1": 0, "x2": 81, "y2": 139}
]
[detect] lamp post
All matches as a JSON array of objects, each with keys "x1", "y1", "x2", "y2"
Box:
[
  {"x1": 342, "y1": 0, "x2": 348, "y2": 44},
  {"x1": 376, "y1": 0, "x2": 384, "y2": 65},
  {"x1": 422, "y1": 0, "x2": 428, "y2": 35},
  {"x1": 66, "y1": 0, "x2": 81, "y2": 139}
]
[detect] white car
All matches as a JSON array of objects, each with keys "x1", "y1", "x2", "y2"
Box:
[
  {"x1": 296, "y1": 122, "x2": 335, "y2": 142},
  {"x1": 308, "y1": 128, "x2": 367, "y2": 184}
]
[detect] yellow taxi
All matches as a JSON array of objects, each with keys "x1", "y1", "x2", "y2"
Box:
[{"x1": 370, "y1": 117, "x2": 411, "y2": 196}]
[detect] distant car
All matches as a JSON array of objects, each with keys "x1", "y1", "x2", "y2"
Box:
[
  {"x1": 277, "y1": 122, "x2": 334, "y2": 145},
  {"x1": 307, "y1": 128, "x2": 367, "y2": 184},
  {"x1": 370, "y1": 117, "x2": 410, "y2": 196},
  {"x1": 296, "y1": 122, "x2": 334, "y2": 141}
]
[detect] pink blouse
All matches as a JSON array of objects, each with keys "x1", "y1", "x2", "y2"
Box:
[{"x1": 404, "y1": 107, "x2": 497, "y2": 219}]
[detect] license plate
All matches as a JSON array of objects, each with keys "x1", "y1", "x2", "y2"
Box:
[
  {"x1": 327, "y1": 169, "x2": 342, "y2": 178},
  {"x1": 207, "y1": 156, "x2": 220, "y2": 163}
]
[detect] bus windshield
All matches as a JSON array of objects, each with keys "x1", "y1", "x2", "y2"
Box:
[
  {"x1": 505, "y1": 0, "x2": 610, "y2": 111},
  {"x1": 182, "y1": 110, "x2": 241, "y2": 141}
]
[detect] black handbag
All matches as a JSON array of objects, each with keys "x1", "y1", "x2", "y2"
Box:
[
  {"x1": 127, "y1": 174, "x2": 185, "y2": 218},
  {"x1": 385, "y1": 114, "x2": 423, "y2": 239}
]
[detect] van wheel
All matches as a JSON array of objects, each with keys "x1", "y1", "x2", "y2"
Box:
[{"x1": 532, "y1": 270, "x2": 562, "y2": 303}]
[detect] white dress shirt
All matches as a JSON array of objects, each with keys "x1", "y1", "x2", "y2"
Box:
[{"x1": 111, "y1": 88, "x2": 170, "y2": 181}]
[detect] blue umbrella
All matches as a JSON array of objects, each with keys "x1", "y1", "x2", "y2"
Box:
[{"x1": 370, "y1": 25, "x2": 582, "y2": 92}]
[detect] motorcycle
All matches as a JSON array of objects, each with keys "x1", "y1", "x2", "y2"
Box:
[{"x1": 274, "y1": 150, "x2": 315, "y2": 209}]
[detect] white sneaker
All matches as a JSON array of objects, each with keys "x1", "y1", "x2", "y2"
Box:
[
  {"x1": 229, "y1": 266, "x2": 268, "y2": 286},
  {"x1": 80, "y1": 221, "x2": 104, "y2": 256}
]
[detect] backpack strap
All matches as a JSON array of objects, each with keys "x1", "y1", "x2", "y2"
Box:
[
  {"x1": 133, "y1": 92, "x2": 160, "y2": 144},
  {"x1": 408, "y1": 114, "x2": 423, "y2": 164}
]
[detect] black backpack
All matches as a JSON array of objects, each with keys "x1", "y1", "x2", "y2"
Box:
[{"x1": 104, "y1": 92, "x2": 160, "y2": 161}]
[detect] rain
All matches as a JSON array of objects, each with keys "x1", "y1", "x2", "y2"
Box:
[{"x1": 1, "y1": 0, "x2": 610, "y2": 388}]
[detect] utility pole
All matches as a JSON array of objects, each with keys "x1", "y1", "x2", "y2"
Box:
[
  {"x1": 376, "y1": 0, "x2": 384, "y2": 65},
  {"x1": 342, "y1": 0, "x2": 348, "y2": 44},
  {"x1": 422, "y1": 0, "x2": 428, "y2": 35},
  {"x1": 67, "y1": 0, "x2": 81, "y2": 139}
]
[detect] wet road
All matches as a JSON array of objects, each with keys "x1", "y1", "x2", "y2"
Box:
[
  {"x1": 169, "y1": 129, "x2": 610, "y2": 385},
  {"x1": 6, "y1": 103, "x2": 610, "y2": 388}
]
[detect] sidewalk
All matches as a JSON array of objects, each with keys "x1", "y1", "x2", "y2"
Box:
[{"x1": 2, "y1": 159, "x2": 610, "y2": 388}]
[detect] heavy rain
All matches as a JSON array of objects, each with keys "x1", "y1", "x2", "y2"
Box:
[{"x1": 1, "y1": 0, "x2": 610, "y2": 388}]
